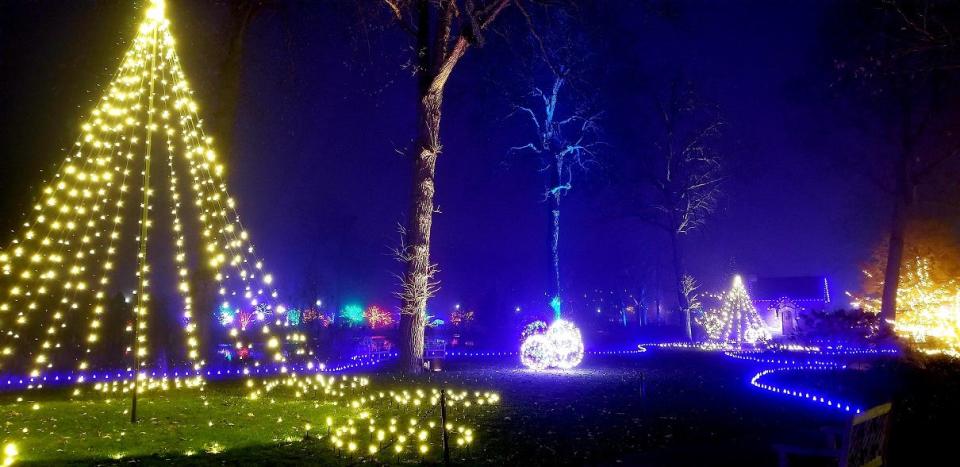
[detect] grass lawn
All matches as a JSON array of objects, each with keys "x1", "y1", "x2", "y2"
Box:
[
  {"x1": 1, "y1": 374, "x2": 500, "y2": 466},
  {"x1": 0, "y1": 379, "x2": 351, "y2": 465},
  {"x1": 3, "y1": 348, "x2": 956, "y2": 465}
]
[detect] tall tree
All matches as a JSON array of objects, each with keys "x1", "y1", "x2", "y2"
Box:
[
  {"x1": 212, "y1": 0, "x2": 276, "y2": 159},
  {"x1": 506, "y1": 14, "x2": 603, "y2": 317},
  {"x1": 836, "y1": 0, "x2": 960, "y2": 326},
  {"x1": 380, "y1": 0, "x2": 515, "y2": 373},
  {"x1": 641, "y1": 81, "x2": 723, "y2": 341}
]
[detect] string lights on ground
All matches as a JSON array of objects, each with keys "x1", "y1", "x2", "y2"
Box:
[{"x1": 1, "y1": 372, "x2": 502, "y2": 464}]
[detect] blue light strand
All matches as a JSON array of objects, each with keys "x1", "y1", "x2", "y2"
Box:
[
  {"x1": 749, "y1": 364, "x2": 862, "y2": 414},
  {"x1": 0, "y1": 354, "x2": 397, "y2": 392},
  {"x1": 641, "y1": 341, "x2": 896, "y2": 415}
]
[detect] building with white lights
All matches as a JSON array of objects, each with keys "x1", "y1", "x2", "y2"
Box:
[{"x1": 745, "y1": 276, "x2": 831, "y2": 337}]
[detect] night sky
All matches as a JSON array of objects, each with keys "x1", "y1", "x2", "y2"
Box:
[{"x1": 0, "y1": 1, "x2": 891, "y2": 320}]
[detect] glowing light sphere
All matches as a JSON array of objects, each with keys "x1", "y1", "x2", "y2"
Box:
[
  {"x1": 546, "y1": 319, "x2": 584, "y2": 369},
  {"x1": 520, "y1": 334, "x2": 555, "y2": 370},
  {"x1": 521, "y1": 320, "x2": 548, "y2": 341},
  {"x1": 520, "y1": 319, "x2": 584, "y2": 370}
]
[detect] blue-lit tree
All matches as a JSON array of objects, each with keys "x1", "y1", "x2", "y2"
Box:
[{"x1": 507, "y1": 12, "x2": 603, "y2": 318}]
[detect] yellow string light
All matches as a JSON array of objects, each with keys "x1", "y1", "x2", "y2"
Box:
[{"x1": 0, "y1": 0, "x2": 288, "y2": 383}]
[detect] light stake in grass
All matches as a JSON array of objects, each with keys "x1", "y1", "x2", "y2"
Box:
[{"x1": 440, "y1": 388, "x2": 450, "y2": 466}]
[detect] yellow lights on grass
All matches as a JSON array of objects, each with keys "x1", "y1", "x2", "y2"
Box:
[
  {"x1": 0, "y1": 0, "x2": 284, "y2": 381},
  {"x1": 2, "y1": 442, "x2": 17, "y2": 467}
]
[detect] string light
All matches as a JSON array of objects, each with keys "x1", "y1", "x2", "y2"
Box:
[
  {"x1": 520, "y1": 319, "x2": 584, "y2": 370},
  {"x1": 850, "y1": 257, "x2": 960, "y2": 357},
  {"x1": 699, "y1": 275, "x2": 770, "y2": 345},
  {"x1": 0, "y1": 0, "x2": 289, "y2": 385},
  {"x1": 364, "y1": 305, "x2": 393, "y2": 329}
]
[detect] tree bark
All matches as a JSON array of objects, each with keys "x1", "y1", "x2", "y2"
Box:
[
  {"x1": 398, "y1": 88, "x2": 444, "y2": 373},
  {"x1": 879, "y1": 97, "x2": 918, "y2": 327},
  {"x1": 215, "y1": 1, "x2": 262, "y2": 159},
  {"x1": 397, "y1": 34, "x2": 469, "y2": 373},
  {"x1": 550, "y1": 194, "x2": 561, "y2": 313},
  {"x1": 396, "y1": 0, "x2": 511, "y2": 373},
  {"x1": 669, "y1": 228, "x2": 692, "y2": 340}
]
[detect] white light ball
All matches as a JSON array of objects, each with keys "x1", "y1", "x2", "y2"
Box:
[
  {"x1": 520, "y1": 333, "x2": 555, "y2": 370},
  {"x1": 546, "y1": 319, "x2": 584, "y2": 369},
  {"x1": 519, "y1": 319, "x2": 584, "y2": 370}
]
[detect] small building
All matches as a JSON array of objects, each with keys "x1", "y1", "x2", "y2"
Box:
[{"x1": 746, "y1": 276, "x2": 831, "y2": 337}]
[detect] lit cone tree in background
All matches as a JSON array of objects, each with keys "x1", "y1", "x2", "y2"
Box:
[
  {"x1": 701, "y1": 275, "x2": 769, "y2": 345},
  {"x1": 0, "y1": 0, "x2": 303, "y2": 388}
]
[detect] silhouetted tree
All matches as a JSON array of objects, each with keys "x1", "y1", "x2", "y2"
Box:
[
  {"x1": 837, "y1": 0, "x2": 960, "y2": 325},
  {"x1": 641, "y1": 81, "x2": 723, "y2": 340}
]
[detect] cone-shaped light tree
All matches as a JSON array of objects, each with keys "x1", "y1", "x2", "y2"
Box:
[
  {"x1": 0, "y1": 0, "x2": 299, "y2": 388},
  {"x1": 704, "y1": 275, "x2": 769, "y2": 345}
]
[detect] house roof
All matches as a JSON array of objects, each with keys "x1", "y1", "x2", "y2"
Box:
[{"x1": 747, "y1": 276, "x2": 830, "y2": 303}]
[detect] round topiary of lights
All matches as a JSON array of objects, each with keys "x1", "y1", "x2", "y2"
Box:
[{"x1": 520, "y1": 319, "x2": 584, "y2": 370}]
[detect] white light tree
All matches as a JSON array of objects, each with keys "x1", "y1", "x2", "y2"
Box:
[
  {"x1": 716, "y1": 275, "x2": 769, "y2": 344},
  {"x1": 507, "y1": 14, "x2": 603, "y2": 316}
]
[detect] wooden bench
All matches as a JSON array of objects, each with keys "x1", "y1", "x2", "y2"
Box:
[{"x1": 775, "y1": 402, "x2": 892, "y2": 467}]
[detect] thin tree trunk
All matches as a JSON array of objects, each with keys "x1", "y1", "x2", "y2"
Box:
[
  {"x1": 670, "y1": 229, "x2": 692, "y2": 340},
  {"x1": 654, "y1": 266, "x2": 661, "y2": 325},
  {"x1": 215, "y1": 1, "x2": 261, "y2": 159},
  {"x1": 551, "y1": 194, "x2": 561, "y2": 313},
  {"x1": 880, "y1": 199, "x2": 906, "y2": 326}
]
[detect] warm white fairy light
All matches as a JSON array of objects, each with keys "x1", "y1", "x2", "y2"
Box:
[
  {"x1": 0, "y1": 0, "x2": 286, "y2": 383},
  {"x1": 2, "y1": 442, "x2": 16, "y2": 466},
  {"x1": 702, "y1": 275, "x2": 770, "y2": 345},
  {"x1": 0, "y1": 16, "x2": 149, "y2": 374},
  {"x1": 852, "y1": 257, "x2": 960, "y2": 356}
]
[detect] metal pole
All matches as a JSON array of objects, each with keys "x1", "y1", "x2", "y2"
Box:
[
  {"x1": 440, "y1": 388, "x2": 451, "y2": 466},
  {"x1": 132, "y1": 21, "x2": 159, "y2": 425}
]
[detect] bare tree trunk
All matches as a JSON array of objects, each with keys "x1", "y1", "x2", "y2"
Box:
[
  {"x1": 654, "y1": 265, "x2": 661, "y2": 325},
  {"x1": 669, "y1": 229, "x2": 692, "y2": 340},
  {"x1": 879, "y1": 166, "x2": 915, "y2": 328},
  {"x1": 879, "y1": 97, "x2": 918, "y2": 328},
  {"x1": 215, "y1": 1, "x2": 262, "y2": 159},
  {"x1": 394, "y1": 0, "x2": 510, "y2": 374},
  {"x1": 399, "y1": 88, "x2": 444, "y2": 373}
]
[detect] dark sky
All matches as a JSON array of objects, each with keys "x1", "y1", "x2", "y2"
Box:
[{"x1": 0, "y1": 0, "x2": 891, "y2": 321}]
